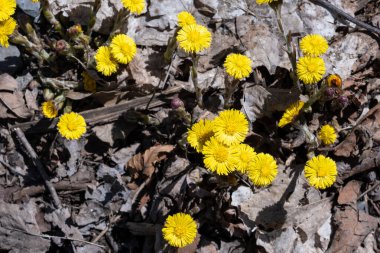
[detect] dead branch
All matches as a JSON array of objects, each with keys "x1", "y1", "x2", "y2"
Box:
[{"x1": 13, "y1": 127, "x2": 62, "y2": 209}]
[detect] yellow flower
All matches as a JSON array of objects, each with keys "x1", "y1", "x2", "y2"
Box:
[
  {"x1": 187, "y1": 119, "x2": 215, "y2": 153},
  {"x1": 278, "y1": 101, "x2": 304, "y2": 128},
  {"x1": 297, "y1": 57, "x2": 326, "y2": 85},
  {"x1": 177, "y1": 11, "x2": 196, "y2": 27},
  {"x1": 234, "y1": 144, "x2": 256, "y2": 173},
  {"x1": 176, "y1": 24, "x2": 212, "y2": 54},
  {"x1": 304, "y1": 155, "x2": 337, "y2": 189},
  {"x1": 41, "y1": 101, "x2": 58, "y2": 119},
  {"x1": 121, "y1": 0, "x2": 145, "y2": 15},
  {"x1": 110, "y1": 34, "x2": 137, "y2": 64},
  {"x1": 82, "y1": 72, "x2": 96, "y2": 92},
  {"x1": 202, "y1": 137, "x2": 238, "y2": 175},
  {"x1": 57, "y1": 112, "x2": 87, "y2": 140},
  {"x1": 224, "y1": 53, "x2": 252, "y2": 80},
  {"x1": 0, "y1": 0, "x2": 16, "y2": 21},
  {"x1": 247, "y1": 153, "x2": 277, "y2": 187},
  {"x1": 256, "y1": 0, "x2": 279, "y2": 4},
  {"x1": 300, "y1": 34, "x2": 328, "y2": 57},
  {"x1": 95, "y1": 46, "x2": 119, "y2": 76},
  {"x1": 213, "y1": 109, "x2": 249, "y2": 146},
  {"x1": 162, "y1": 213, "x2": 197, "y2": 248},
  {"x1": 0, "y1": 17, "x2": 17, "y2": 48},
  {"x1": 31, "y1": 0, "x2": 39, "y2": 2},
  {"x1": 326, "y1": 74, "x2": 342, "y2": 88},
  {"x1": 318, "y1": 124, "x2": 337, "y2": 145}
]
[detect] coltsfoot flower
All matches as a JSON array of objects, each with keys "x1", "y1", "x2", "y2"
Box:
[
  {"x1": 121, "y1": 0, "x2": 145, "y2": 15},
  {"x1": 326, "y1": 74, "x2": 342, "y2": 88},
  {"x1": 0, "y1": 17, "x2": 17, "y2": 47},
  {"x1": 247, "y1": 153, "x2": 278, "y2": 187},
  {"x1": 162, "y1": 213, "x2": 197, "y2": 248},
  {"x1": 224, "y1": 53, "x2": 252, "y2": 80},
  {"x1": 256, "y1": 0, "x2": 279, "y2": 4},
  {"x1": 0, "y1": 0, "x2": 16, "y2": 21},
  {"x1": 82, "y1": 72, "x2": 96, "y2": 92},
  {"x1": 57, "y1": 112, "x2": 87, "y2": 140},
  {"x1": 177, "y1": 11, "x2": 196, "y2": 27},
  {"x1": 41, "y1": 101, "x2": 58, "y2": 119},
  {"x1": 304, "y1": 155, "x2": 337, "y2": 189},
  {"x1": 278, "y1": 101, "x2": 304, "y2": 128},
  {"x1": 297, "y1": 57, "x2": 326, "y2": 85},
  {"x1": 300, "y1": 34, "x2": 328, "y2": 57},
  {"x1": 202, "y1": 137, "x2": 238, "y2": 175},
  {"x1": 176, "y1": 24, "x2": 212, "y2": 53},
  {"x1": 318, "y1": 124, "x2": 337, "y2": 145},
  {"x1": 187, "y1": 119, "x2": 215, "y2": 153},
  {"x1": 95, "y1": 46, "x2": 119, "y2": 76},
  {"x1": 110, "y1": 34, "x2": 137, "y2": 64},
  {"x1": 234, "y1": 144, "x2": 256, "y2": 173},
  {"x1": 213, "y1": 109, "x2": 249, "y2": 146}
]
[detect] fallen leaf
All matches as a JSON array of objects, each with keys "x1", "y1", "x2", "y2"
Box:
[
  {"x1": 126, "y1": 145, "x2": 175, "y2": 179},
  {"x1": 337, "y1": 180, "x2": 361, "y2": 205}
]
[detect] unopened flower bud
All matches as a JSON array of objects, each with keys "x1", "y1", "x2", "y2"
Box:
[
  {"x1": 43, "y1": 88, "x2": 55, "y2": 101},
  {"x1": 55, "y1": 40, "x2": 67, "y2": 52},
  {"x1": 67, "y1": 24, "x2": 83, "y2": 37},
  {"x1": 171, "y1": 97, "x2": 184, "y2": 109},
  {"x1": 338, "y1": 96, "x2": 349, "y2": 107},
  {"x1": 324, "y1": 87, "x2": 335, "y2": 98},
  {"x1": 327, "y1": 74, "x2": 342, "y2": 88}
]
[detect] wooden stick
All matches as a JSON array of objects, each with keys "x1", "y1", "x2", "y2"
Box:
[
  {"x1": 309, "y1": 0, "x2": 380, "y2": 36},
  {"x1": 11, "y1": 86, "x2": 182, "y2": 133},
  {"x1": 13, "y1": 127, "x2": 62, "y2": 209}
]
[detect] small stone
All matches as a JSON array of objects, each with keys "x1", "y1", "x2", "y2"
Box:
[
  {"x1": 17, "y1": 0, "x2": 41, "y2": 18},
  {"x1": 0, "y1": 46, "x2": 23, "y2": 75}
]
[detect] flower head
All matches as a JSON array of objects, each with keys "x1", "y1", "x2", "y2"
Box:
[
  {"x1": 297, "y1": 57, "x2": 326, "y2": 85},
  {"x1": 0, "y1": 17, "x2": 16, "y2": 47},
  {"x1": 247, "y1": 153, "x2": 277, "y2": 187},
  {"x1": 234, "y1": 144, "x2": 256, "y2": 173},
  {"x1": 57, "y1": 112, "x2": 87, "y2": 140},
  {"x1": 300, "y1": 34, "x2": 328, "y2": 57},
  {"x1": 224, "y1": 53, "x2": 252, "y2": 80},
  {"x1": 41, "y1": 101, "x2": 58, "y2": 119},
  {"x1": 278, "y1": 101, "x2": 304, "y2": 128},
  {"x1": 31, "y1": 0, "x2": 39, "y2": 2},
  {"x1": 0, "y1": 0, "x2": 16, "y2": 21},
  {"x1": 110, "y1": 34, "x2": 137, "y2": 64},
  {"x1": 213, "y1": 109, "x2": 249, "y2": 146},
  {"x1": 162, "y1": 213, "x2": 197, "y2": 248},
  {"x1": 318, "y1": 124, "x2": 337, "y2": 145},
  {"x1": 187, "y1": 119, "x2": 215, "y2": 153},
  {"x1": 202, "y1": 137, "x2": 238, "y2": 175},
  {"x1": 177, "y1": 11, "x2": 196, "y2": 28},
  {"x1": 256, "y1": 0, "x2": 279, "y2": 4},
  {"x1": 176, "y1": 24, "x2": 212, "y2": 54},
  {"x1": 82, "y1": 72, "x2": 96, "y2": 92},
  {"x1": 304, "y1": 155, "x2": 337, "y2": 189},
  {"x1": 95, "y1": 46, "x2": 119, "y2": 76},
  {"x1": 326, "y1": 74, "x2": 342, "y2": 88},
  {"x1": 121, "y1": 0, "x2": 145, "y2": 15}
]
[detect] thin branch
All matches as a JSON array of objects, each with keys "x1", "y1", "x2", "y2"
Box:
[{"x1": 13, "y1": 127, "x2": 62, "y2": 209}]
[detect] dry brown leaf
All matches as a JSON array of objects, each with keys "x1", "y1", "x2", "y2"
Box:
[
  {"x1": 126, "y1": 145, "x2": 174, "y2": 179},
  {"x1": 329, "y1": 207, "x2": 378, "y2": 253},
  {"x1": 176, "y1": 233, "x2": 200, "y2": 253},
  {"x1": 0, "y1": 73, "x2": 18, "y2": 91},
  {"x1": 337, "y1": 180, "x2": 361, "y2": 205}
]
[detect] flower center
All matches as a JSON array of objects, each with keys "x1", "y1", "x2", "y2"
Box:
[
  {"x1": 199, "y1": 131, "x2": 213, "y2": 145},
  {"x1": 240, "y1": 152, "x2": 250, "y2": 163},
  {"x1": 260, "y1": 164, "x2": 271, "y2": 177},
  {"x1": 214, "y1": 147, "x2": 228, "y2": 163},
  {"x1": 317, "y1": 167, "x2": 327, "y2": 177},
  {"x1": 67, "y1": 122, "x2": 77, "y2": 131},
  {"x1": 174, "y1": 225, "x2": 186, "y2": 238},
  {"x1": 306, "y1": 63, "x2": 318, "y2": 73},
  {"x1": 224, "y1": 124, "x2": 237, "y2": 135},
  {"x1": 187, "y1": 30, "x2": 200, "y2": 43}
]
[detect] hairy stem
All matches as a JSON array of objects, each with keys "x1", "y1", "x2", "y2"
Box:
[
  {"x1": 191, "y1": 53, "x2": 203, "y2": 108},
  {"x1": 224, "y1": 78, "x2": 239, "y2": 109}
]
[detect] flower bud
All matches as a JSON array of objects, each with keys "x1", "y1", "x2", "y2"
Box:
[
  {"x1": 324, "y1": 87, "x2": 335, "y2": 99},
  {"x1": 327, "y1": 74, "x2": 342, "y2": 88},
  {"x1": 338, "y1": 96, "x2": 349, "y2": 107},
  {"x1": 67, "y1": 24, "x2": 83, "y2": 37},
  {"x1": 55, "y1": 40, "x2": 67, "y2": 52},
  {"x1": 171, "y1": 97, "x2": 184, "y2": 109},
  {"x1": 43, "y1": 88, "x2": 55, "y2": 101}
]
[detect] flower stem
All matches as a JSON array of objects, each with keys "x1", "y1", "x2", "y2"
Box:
[
  {"x1": 41, "y1": 0, "x2": 64, "y2": 37},
  {"x1": 224, "y1": 78, "x2": 239, "y2": 109},
  {"x1": 190, "y1": 53, "x2": 203, "y2": 108}
]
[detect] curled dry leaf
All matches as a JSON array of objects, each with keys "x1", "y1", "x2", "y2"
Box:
[{"x1": 125, "y1": 145, "x2": 175, "y2": 179}]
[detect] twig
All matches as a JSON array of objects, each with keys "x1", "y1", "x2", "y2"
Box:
[
  {"x1": 356, "y1": 181, "x2": 380, "y2": 201},
  {"x1": 309, "y1": 0, "x2": 380, "y2": 36},
  {"x1": 13, "y1": 127, "x2": 62, "y2": 209},
  {"x1": 92, "y1": 215, "x2": 121, "y2": 243},
  {"x1": 9, "y1": 227, "x2": 106, "y2": 249}
]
